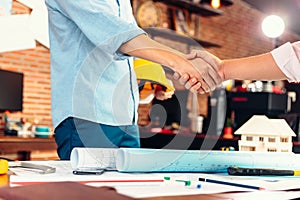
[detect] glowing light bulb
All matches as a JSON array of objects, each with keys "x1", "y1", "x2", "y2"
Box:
[
  {"x1": 211, "y1": 0, "x2": 220, "y2": 9},
  {"x1": 261, "y1": 15, "x2": 285, "y2": 38}
]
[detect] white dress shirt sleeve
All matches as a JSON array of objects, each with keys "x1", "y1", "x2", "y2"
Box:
[{"x1": 271, "y1": 41, "x2": 300, "y2": 82}]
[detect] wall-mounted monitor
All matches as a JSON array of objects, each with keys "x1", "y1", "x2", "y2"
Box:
[{"x1": 0, "y1": 69, "x2": 23, "y2": 112}]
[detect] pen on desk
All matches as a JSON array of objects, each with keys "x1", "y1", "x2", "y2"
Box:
[
  {"x1": 198, "y1": 177, "x2": 264, "y2": 190},
  {"x1": 73, "y1": 169, "x2": 105, "y2": 175},
  {"x1": 227, "y1": 166, "x2": 300, "y2": 176}
]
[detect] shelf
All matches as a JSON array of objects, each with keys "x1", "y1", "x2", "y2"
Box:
[
  {"x1": 144, "y1": 27, "x2": 221, "y2": 48},
  {"x1": 154, "y1": 0, "x2": 223, "y2": 16},
  {"x1": 221, "y1": 0, "x2": 234, "y2": 6}
]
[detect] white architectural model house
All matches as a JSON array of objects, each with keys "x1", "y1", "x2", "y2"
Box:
[{"x1": 235, "y1": 115, "x2": 296, "y2": 152}]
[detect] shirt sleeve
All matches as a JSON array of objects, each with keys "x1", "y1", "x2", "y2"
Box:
[
  {"x1": 52, "y1": 0, "x2": 145, "y2": 56},
  {"x1": 271, "y1": 41, "x2": 300, "y2": 82}
]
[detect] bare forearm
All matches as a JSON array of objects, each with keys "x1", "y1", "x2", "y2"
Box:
[
  {"x1": 119, "y1": 34, "x2": 191, "y2": 75},
  {"x1": 222, "y1": 53, "x2": 287, "y2": 81}
]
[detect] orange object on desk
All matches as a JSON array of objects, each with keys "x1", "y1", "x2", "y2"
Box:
[{"x1": 0, "y1": 174, "x2": 8, "y2": 186}]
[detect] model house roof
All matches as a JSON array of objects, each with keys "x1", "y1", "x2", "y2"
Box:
[{"x1": 234, "y1": 115, "x2": 296, "y2": 137}]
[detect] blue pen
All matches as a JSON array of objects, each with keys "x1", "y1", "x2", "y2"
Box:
[{"x1": 199, "y1": 177, "x2": 264, "y2": 190}]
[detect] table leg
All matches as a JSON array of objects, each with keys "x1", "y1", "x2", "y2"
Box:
[{"x1": 17, "y1": 151, "x2": 31, "y2": 161}]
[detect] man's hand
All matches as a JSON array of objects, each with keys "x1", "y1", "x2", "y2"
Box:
[
  {"x1": 119, "y1": 35, "x2": 224, "y2": 94},
  {"x1": 173, "y1": 50, "x2": 224, "y2": 94},
  {"x1": 187, "y1": 50, "x2": 224, "y2": 79}
]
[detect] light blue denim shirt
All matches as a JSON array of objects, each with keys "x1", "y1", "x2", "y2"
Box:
[{"x1": 45, "y1": 0, "x2": 145, "y2": 128}]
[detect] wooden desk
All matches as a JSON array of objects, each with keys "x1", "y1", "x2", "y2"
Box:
[{"x1": 0, "y1": 136, "x2": 57, "y2": 160}]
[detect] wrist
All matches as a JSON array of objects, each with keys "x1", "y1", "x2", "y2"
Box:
[
  {"x1": 219, "y1": 60, "x2": 226, "y2": 80},
  {"x1": 164, "y1": 54, "x2": 191, "y2": 75}
]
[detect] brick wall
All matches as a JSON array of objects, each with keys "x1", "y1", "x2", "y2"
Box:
[{"x1": 1, "y1": 0, "x2": 300, "y2": 130}]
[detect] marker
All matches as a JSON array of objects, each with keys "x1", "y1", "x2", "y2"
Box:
[
  {"x1": 227, "y1": 166, "x2": 300, "y2": 176},
  {"x1": 164, "y1": 176, "x2": 201, "y2": 189},
  {"x1": 199, "y1": 177, "x2": 264, "y2": 190}
]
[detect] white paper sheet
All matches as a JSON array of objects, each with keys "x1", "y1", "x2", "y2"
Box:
[
  {"x1": 9, "y1": 160, "x2": 300, "y2": 199},
  {"x1": 9, "y1": 160, "x2": 164, "y2": 187},
  {"x1": 16, "y1": 0, "x2": 39, "y2": 9},
  {"x1": 29, "y1": 2, "x2": 49, "y2": 48},
  {"x1": 0, "y1": 14, "x2": 36, "y2": 52}
]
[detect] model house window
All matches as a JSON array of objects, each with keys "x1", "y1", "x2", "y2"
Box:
[
  {"x1": 246, "y1": 136, "x2": 253, "y2": 141},
  {"x1": 242, "y1": 146, "x2": 256, "y2": 151},
  {"x1": 259, "y1": 137, "x2": 264, "y2": 142},
  {"x1": 268, "y1": 137, "x2": 276, "y2": 142},
  {"x1": 267, "y1": 148, "x2": 277, "y2": 152},
  {"x1": 280, "y1": 137, "x2": 288, "y2": 143},
  {"x1": 249, "y1": 146, "x2": 256, "y2": 151}
]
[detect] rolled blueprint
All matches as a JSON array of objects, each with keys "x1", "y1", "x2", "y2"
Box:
[{"x1": 71, "y1": 147, "x2": 300, "y2": 173}]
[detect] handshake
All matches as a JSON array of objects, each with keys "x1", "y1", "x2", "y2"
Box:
[
  {"x1": 122, "y1": 34, "x2": 292, "y2": 94},
  {"x1": 173, "y1": 50, "x2": 225, "y2": 94}
]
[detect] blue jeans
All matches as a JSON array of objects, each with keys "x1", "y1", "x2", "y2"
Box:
[{"x1": 54, "y1": 117, "x2": 140, "y2": 160}]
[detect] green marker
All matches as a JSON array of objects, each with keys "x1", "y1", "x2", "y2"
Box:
[{"x1": 164, "y1": 176, "x2": 201, "y2": 189}]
